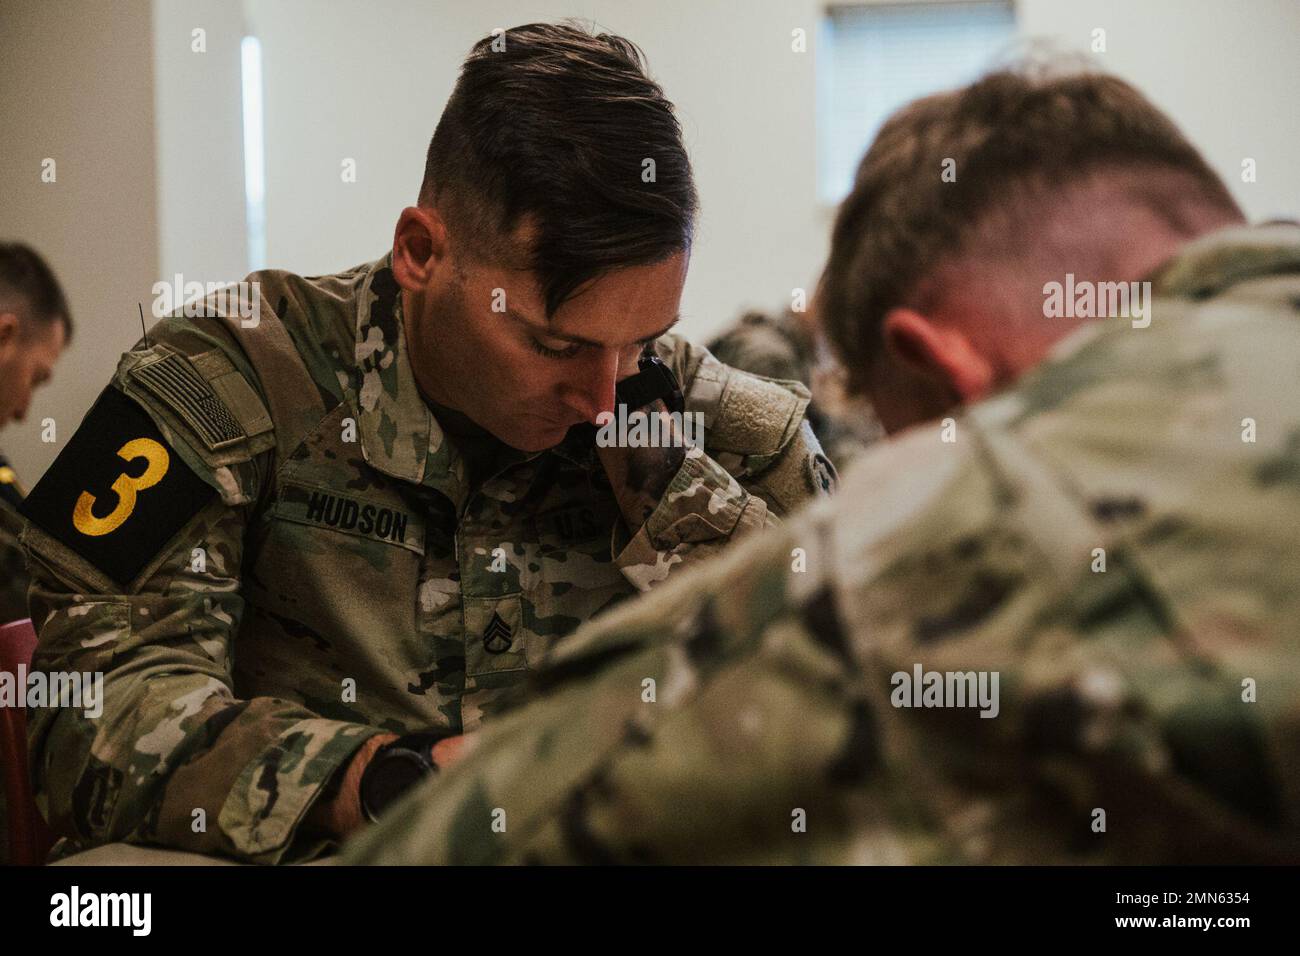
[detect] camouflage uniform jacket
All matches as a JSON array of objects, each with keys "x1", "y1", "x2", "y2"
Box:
[
  {"x1": 19, "y1": 253, "x2": 832, "y2": 863},
  {"x1": 345, "y1": 223, "x2": 1300, "y2": 864}
]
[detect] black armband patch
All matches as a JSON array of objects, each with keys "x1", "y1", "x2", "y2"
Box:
[
  {"x1": 20, "y1": 387, "x2": 216, "y2": 586},
  {"x1": 0, "y1": 454, "x2": 24, "y2": 508}
]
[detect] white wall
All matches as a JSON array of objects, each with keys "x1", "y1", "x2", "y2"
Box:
[
  {"x1": 1017, "y1": 0, "x2": 1300, "y2": 222},
  {"x1": 153, "y1": 0, "x2": 250, "y2": 283}
]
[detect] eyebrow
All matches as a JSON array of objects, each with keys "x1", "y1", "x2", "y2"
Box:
[{"x1": 507, "y1": 309, "x2": 680, "y2": 348}]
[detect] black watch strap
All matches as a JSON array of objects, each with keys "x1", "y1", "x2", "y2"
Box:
[
  {"x1": 615, "y1": 354, "x2": 683, "y2": 415},
  {"x1": 359, "y1": 731, "x2": 443, "y2": 823}
]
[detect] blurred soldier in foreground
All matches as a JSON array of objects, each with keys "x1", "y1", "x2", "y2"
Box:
[
  {"x1": 346, "y1": 66, "x2": 1300, "y2": 864},
  {"x1": 0, "y1": 243, "x2": 71, "y2": 626},
  {"x1": 708, "y1": 307, "x2": 882, "y2": 470},
  {"x1": 19, "y1": 24, "x2": 829, "y2": 864}
]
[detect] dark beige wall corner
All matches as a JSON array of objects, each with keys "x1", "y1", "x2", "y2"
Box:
[{"x1": 0, "y1": 0, "x2": 160, "y2": 481}]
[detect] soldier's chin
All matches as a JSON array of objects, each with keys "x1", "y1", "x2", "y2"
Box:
[{"x1": 501, "y1": 419, "x2": 569, "y2": 452}]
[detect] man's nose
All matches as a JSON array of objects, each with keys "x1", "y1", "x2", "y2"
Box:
[{"x1": 561, "y1": 349, "x2": 621, "y2": 425}]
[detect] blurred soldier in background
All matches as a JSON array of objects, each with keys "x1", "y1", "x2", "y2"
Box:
[
  {"x1": 0, "y1": 242, "x2": 70, "y2": 866},
  {"x1": 0, "y1": 242, "x2": 70, "y2": 624},
  {"x1": 708, "y1": 306, "x2": 882, "y2": 470},
  {"x1": 346, "y1": 65, "x2": 1300, "y2": 864}
]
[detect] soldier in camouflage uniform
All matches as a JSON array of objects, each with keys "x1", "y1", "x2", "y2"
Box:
[
  {"x1": 345, "y1": 69, "x2": 1300, "y2": 864},
  {"x1": 0, "y1": 244, "x2": 70, "y2": 867},
  {"x1": 0, "y1": 242, "x2": 71, "y2": 627},
  {"x1": 708, "y1": 308, "x2": 881, "y2": 470},
  {"x1": 18, "y1": 24, "x2": 830, "y2": 864}
]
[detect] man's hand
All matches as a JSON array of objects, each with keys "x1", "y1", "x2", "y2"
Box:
[
  {"x1": 307, "y1": 732, "x2": 471, "y2": 839},
  {"x1": 596, "y1": 398, "x2": 688, "y2": 530}
]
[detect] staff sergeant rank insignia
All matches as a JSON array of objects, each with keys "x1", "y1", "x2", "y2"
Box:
[
  {"x1": 482, "y1": 612, "x2": 514, "y2": 654},
  {"x1": 21, "y1": 386, "x2": 216, "y2": 587}
]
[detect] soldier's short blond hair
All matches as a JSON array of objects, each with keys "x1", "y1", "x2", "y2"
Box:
[{"x1": 820, "y1": 65, "x2": 1241, "y2": 392}]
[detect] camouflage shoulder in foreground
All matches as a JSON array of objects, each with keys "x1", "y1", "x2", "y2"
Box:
[{"x1": 345, "y1": 224, "x2": 1300, "y2": 865}]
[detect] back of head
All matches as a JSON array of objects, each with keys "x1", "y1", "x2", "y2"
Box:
[
  {"x1": 821, "y1": 64, "x2": 1243, "y2": 396},
  {"x1": 0, "y1": 242, "x2": 73, "y2": 344},
  {"x1": 419, "y1": 21, "x2": 697, "y2": 318}
]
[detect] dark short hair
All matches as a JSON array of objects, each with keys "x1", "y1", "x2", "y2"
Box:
[
  {"x1": 0, "y1": 241, "x2": 73, "y2": 344},
  {"x1": 820, "y1": 66, "x2": 1241, "y2": 389},
  {"x1": 419, "y1": 21, "x2": 697, "y2": 317}
]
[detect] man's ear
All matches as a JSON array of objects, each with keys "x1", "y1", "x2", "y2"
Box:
[
  {"x1": 392, "y1": 206, "x2": 450, "y2": 293},
  {"x1": 880, "y1": 307, "x2": 995, "y2": 405}
]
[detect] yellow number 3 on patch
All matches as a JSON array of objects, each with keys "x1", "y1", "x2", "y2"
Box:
[{"x1": 72, "y1": 438, "x2": 170, "y2": 536}]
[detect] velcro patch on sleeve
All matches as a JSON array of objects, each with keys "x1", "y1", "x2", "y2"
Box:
[
  {"x1": 20, "y1": 386, "x2": 216, "y2": 587},
  {"x1": 708, "y1": 370, "x2": 810, "y2": 456}
]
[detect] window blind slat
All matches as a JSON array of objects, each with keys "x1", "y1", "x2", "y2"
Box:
[{"x1": 820, "y1": 2, "x2": 1017, "y2": 203}]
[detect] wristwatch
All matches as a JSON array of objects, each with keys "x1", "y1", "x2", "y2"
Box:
[
  {"x1": 615, "y1": 353, "x2": 684, "y2": 416},
  {"x1": 358, "y1": 731, "x2": 444, "y2": 823}
]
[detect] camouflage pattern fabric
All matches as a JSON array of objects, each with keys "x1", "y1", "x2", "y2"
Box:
[
  {"x1": 708, "y1": 310, "x2": 881, "y2": 471},
  {"x1": 19, "y1": 254, "x2": 831, "y2": 864},
  {"x1": 345, "y1": 223, "x2": 1300, "y2": 865}
]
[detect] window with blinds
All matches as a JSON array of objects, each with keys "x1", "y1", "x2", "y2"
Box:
[{"x1": 818, "y1": 1, "x2": 1017, "y2": 204}]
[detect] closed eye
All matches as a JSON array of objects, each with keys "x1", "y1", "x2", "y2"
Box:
[{"x1": 528, "y1": 336, "x2": 584, "y2": 359}]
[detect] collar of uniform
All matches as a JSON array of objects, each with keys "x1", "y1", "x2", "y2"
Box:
[
  {"x1": 547, "y1": 425, "x2": 599, "y2": 469},
  {"x1": 353, "y1": 255, "x2": 468, "y2": 506},
  {"x1": 1033, "y1": 222, "x2": 1300, "y2": 373},
  {"x1": 1146, "y1": 221, "x2": 1300, "y2": 300}
]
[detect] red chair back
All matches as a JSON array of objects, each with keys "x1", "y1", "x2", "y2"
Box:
[{"x1": 0, "y1": 618, "x2": 56, "y2": 865}]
